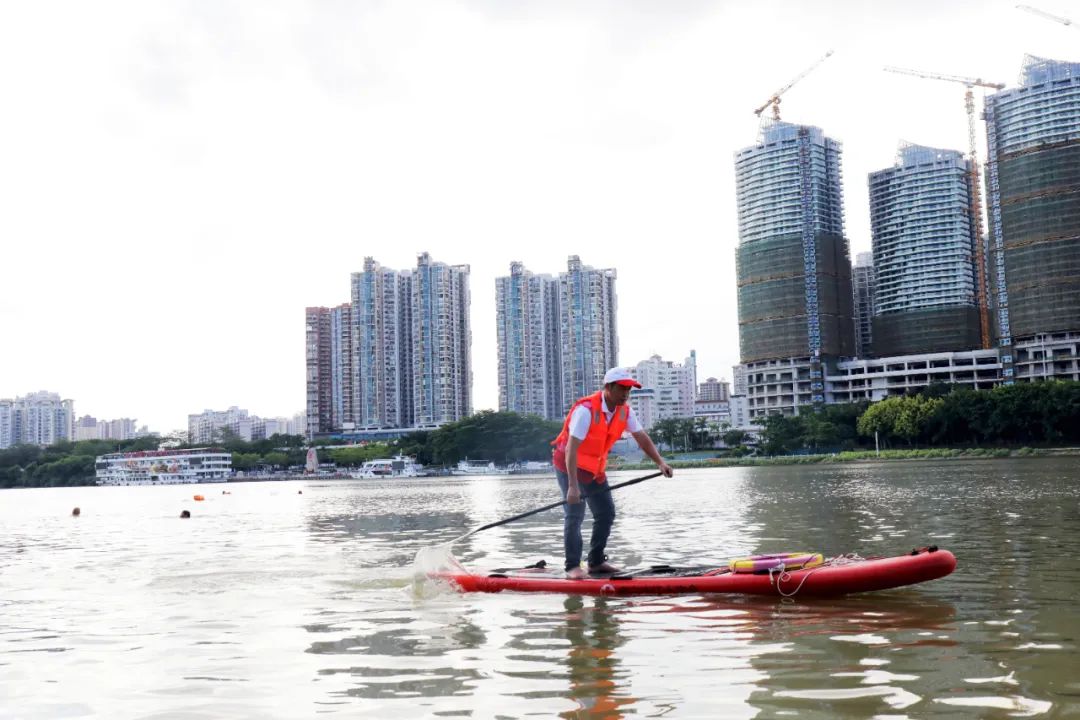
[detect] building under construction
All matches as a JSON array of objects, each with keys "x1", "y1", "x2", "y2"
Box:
[
  {"x1": 985, "y1": 56, "x2": 1080, "y2": 383},
  {"x1": 868, "y1": 143, "x2": 982, "y2": 357},
  {"x1": 735, "y1": 121, "x2": 855, "y2": 417},
  {"x1": 852, "y1": 252, "x2": 876, "y2": 358}
]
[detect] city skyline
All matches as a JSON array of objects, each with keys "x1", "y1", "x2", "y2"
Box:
[
  {"x1": 733, "y1": 54, "x2": 1079, "y2": 415},
  {"x1": 1, "y1": 1, "x2": 1075, "y2": 431}
]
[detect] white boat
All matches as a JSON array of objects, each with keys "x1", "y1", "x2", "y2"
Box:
[
  {"x1": 351, "y1": 455, "x2": 423, "y2": 479},
  {"x1": 95, "y1": 448, "x2": 232, "y2": 486},
  {"x1": 452, "y1": 459, "x2": 504, "y2": 476},
  {"x1": 509, "y1": 460, "x2": 553, "y2": 475}
]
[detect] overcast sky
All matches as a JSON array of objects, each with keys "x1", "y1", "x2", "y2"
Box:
[{"x1": 1, "y1": 1, "x2": 1075, "y2": 432}]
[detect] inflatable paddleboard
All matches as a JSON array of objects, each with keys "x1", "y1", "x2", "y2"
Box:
[{"x1": 437, "y1": 547, "x2": 956, "y2": 598}]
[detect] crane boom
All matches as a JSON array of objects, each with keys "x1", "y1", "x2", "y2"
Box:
[
  {"x1": 884, "y1": 66, "x2": 1005, "y2": 91},
  {"x1": 754, "y1": 50, "x2": 834, "y2": 120},
  {"x1": 1017, "y1": 4, "x2": 1076, "y2": 27}
]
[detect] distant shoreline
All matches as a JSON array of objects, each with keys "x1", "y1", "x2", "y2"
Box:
[
  {"x1": 619, "y1": 446, "x2": 1080, "y2": 469},
  {"x1": 6, "y1": 448, "x2": 1078, "y2": 489}
]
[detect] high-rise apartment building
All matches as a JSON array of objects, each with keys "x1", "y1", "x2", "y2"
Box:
[
  {"x1": 735, "y1": 121, "x2": 855, "y2": 417},
  {"x1": 0, "y1": 392, "x2": 75, "y2": 448},
  {"x1": 304, "y1": 301, "x2": 359, "y2": 438},
  {"x1": 305, "y1": 306, "x2": 334, "y2": 437},
  {"x1": 559, "y1": 256, "x2": 619, "y2": 411},
  {"x1": 256, "y1": 417, "x2": 292, "y2": 439},
  {"x1": 329, "y1": 304, "x2": 354, "y2": 431},
  {"x1": 352, "y1": 258, "x2": 413, "y2": 429},
  {"x1": 0, "y1": 399, "x2": 13, "y2": 449},
  {"x1": 74, "y1": 416, "x2": 139, "y2": 441},
  {"x1": 628, "y1": 352, "x2": 697, "y2": 429},
  {"x1": 852, "y1": 252, "x2": 876, "y2": 358},
  {"x1": 309, "y1": 253, "x2": 472, "y2": 437},
  {"x1": 189, "y1": 406, "x2": 254, "y2": 444},
  {"x1": 868, "y1": 144, "x2": 981, "y2": 356},
  {"x1": 74, "y1": 415, "x2": 98, "y2": 441},
  {"x1": 985, "y1": 56, "x2": 1080, "y2": 383},
  {"x1": 732, "y1": 365, "x2": 748, "y2": 396},
  {"x1": 495, "y1": 262, "x2": 562, "y2": 420},
  {"x1": 697, "y1": 377, "x2": 731, "y2": 403},
  {"x1": 411, "y1": 252, "x2": 472, "y2": 428}
]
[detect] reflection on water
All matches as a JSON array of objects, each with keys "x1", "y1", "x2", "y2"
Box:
[
  {"x1": 559, "y1": 596, "x2": 632, "y2": 718},
  {"x1": 2, "y1": 460, "x2": 1079, "y2": 717}
]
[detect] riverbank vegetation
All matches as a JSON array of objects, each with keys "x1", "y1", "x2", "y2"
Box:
[
  {"x1": 0, "y1": 436, "x2": 163, "y2": 488},
  {"x1": 620, "y1": 445, "x2": 1080, "y2": 470},
  {"x1": 0, "y1": 412, "x2": 561, "y2": 488},
  {"x1": 217, "y1": 412, "x2": 561, "y2": 469},
  {"x1": 6, "y1": 381, "x2": 1080, "y2": 487},
  {"x1": 394, "y1": 411, "x2": 562, "y2": 466},
  {"x1": 754, "y1": 381, "x2": 1080, "y2": 455}
]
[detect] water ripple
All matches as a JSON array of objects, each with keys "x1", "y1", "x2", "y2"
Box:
[{"x1": 1, "y1": 463, "x2": 1076, "y2": 717}]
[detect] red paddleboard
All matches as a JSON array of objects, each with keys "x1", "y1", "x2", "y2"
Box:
[{"x1": 436, "y1": 547, "x2": 956, "y2": 598}]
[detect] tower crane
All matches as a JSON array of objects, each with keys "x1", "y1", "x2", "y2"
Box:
[
  {"x1": 753, "y1": 50, "x2": 834, "y2": 121},
  {"x1": 883, "y1": 66, "x2": 1007, "y2": 351},
  {"x1": 1017, "y1": 4, "x2": 1077, "y2": 28}
]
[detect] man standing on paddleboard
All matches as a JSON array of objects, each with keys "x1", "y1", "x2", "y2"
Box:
[{"x1": 552, "y1": 367, "x2": 674, "y2": 579}]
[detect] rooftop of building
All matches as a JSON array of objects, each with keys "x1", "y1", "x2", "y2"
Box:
[
  {"x1": 1020, "y1": 55, "x2": 1080, "y2": 87},
  {"x1": 736, "y1": 119, "x2": 837, "y2": 157}
]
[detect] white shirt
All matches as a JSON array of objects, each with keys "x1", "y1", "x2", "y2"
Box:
[{"x1": 567, "y1": 397, "x2": 643, "y2": 440}]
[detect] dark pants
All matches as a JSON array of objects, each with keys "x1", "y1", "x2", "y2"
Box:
[{"x1": 556, "y1": 469, "x2": 616, "y2": 571}]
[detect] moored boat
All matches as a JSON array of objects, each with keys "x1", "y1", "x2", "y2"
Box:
[
  {"x1": 451, "y1": 459, "x2": 503, "y2": 476},
  {"x1": 351, "y1": 454, "x2": 423, "y2": 479},
  {"x1": 95, "y1": 448, "x2": 232, "y2": 486}
]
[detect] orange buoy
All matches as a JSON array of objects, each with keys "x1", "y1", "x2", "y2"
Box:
[{"x1": 193, "y1": 494, "x2": 205, "y2": 501}]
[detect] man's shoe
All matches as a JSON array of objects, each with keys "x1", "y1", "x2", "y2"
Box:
[
  {"x1": 566, "y1": 567, "x2": 587, "y2": 580},
  {"x1": 588, "y1": 561, "x2": 621, "y2": 575}
]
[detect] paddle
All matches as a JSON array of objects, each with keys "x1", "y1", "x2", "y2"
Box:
[{"x1": 446, "y1": 471, "x2": 663, "y2": 546}]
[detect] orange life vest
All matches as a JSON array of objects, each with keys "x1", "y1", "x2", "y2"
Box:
[{"x1": 551, "y1": 391, "x2": 630, "y2": 481}]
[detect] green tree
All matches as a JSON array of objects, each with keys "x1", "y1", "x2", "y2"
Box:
[
  {"x1": 928, "y1": 387, "x2": 994, "y2": 445},
  {"x1": 757, "y1": 413, "x2": 807, "y2": 455},
  {"x1": 395, "y1": 431, "x2": 434, "y2": 465},
  {"x1": 895, "y1": 395, "x2": 943, "y2": 444},
  {"x1": 689, "y1": 417, "x2": 711, "y2": 450},
  {"x1": 263, "y1": 451, "x2": 289, "y2": 468},
  {"x1": 722, "y1": 428, "x2": 748, "y2": 447},
  {"x1": 396, "y1": 411, "x2": 562, "y2": 466},
  {"x1": 0, "y1": 444, "x2": 43, "y2": 470},
  {"x1": 1043, "y1": 381, "x2": 1080, "y2": 443},
  {"x1": 801, "y1": 413, "x2": 840, "y2": 450},
  {"x1": 231, "y1": 453, "x2": 261, "y2": 471},
  {"x1": 650, "y1": 418, "x2": 681, "y2": 452},
  {"x1": 857, "y1": 395, "x2": 941, "y2": 446},
  {"x1": 213, "y1": 426, "x2": 248, "y2": 453},
  {"x1": 857, "y1": 397, "x2": 903, "y2": 443}
]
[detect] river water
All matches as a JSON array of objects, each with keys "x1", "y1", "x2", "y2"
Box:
[{"x1": 2, "y1": 459, "x2": 1079, "y2": 719}]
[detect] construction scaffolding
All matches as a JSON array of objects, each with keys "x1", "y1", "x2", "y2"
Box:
[
  {"x1": 872, "y1": 306, "x2": 982, "y2": 357},
  {"x1": 737, "y1": 231, "x2": 855, "y2": 363},
  {"x1": 998, "y1": 138, "x2": 1080, "y2": 338}
]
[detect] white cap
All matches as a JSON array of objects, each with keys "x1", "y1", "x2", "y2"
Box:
[{"x1": 603, "y1": 367, "x2": 642, "y2": 388}]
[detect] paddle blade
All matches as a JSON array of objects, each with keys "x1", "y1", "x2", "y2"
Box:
[{"x1": 411, "y1": 544, "x2": 468, "y2": 599}]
